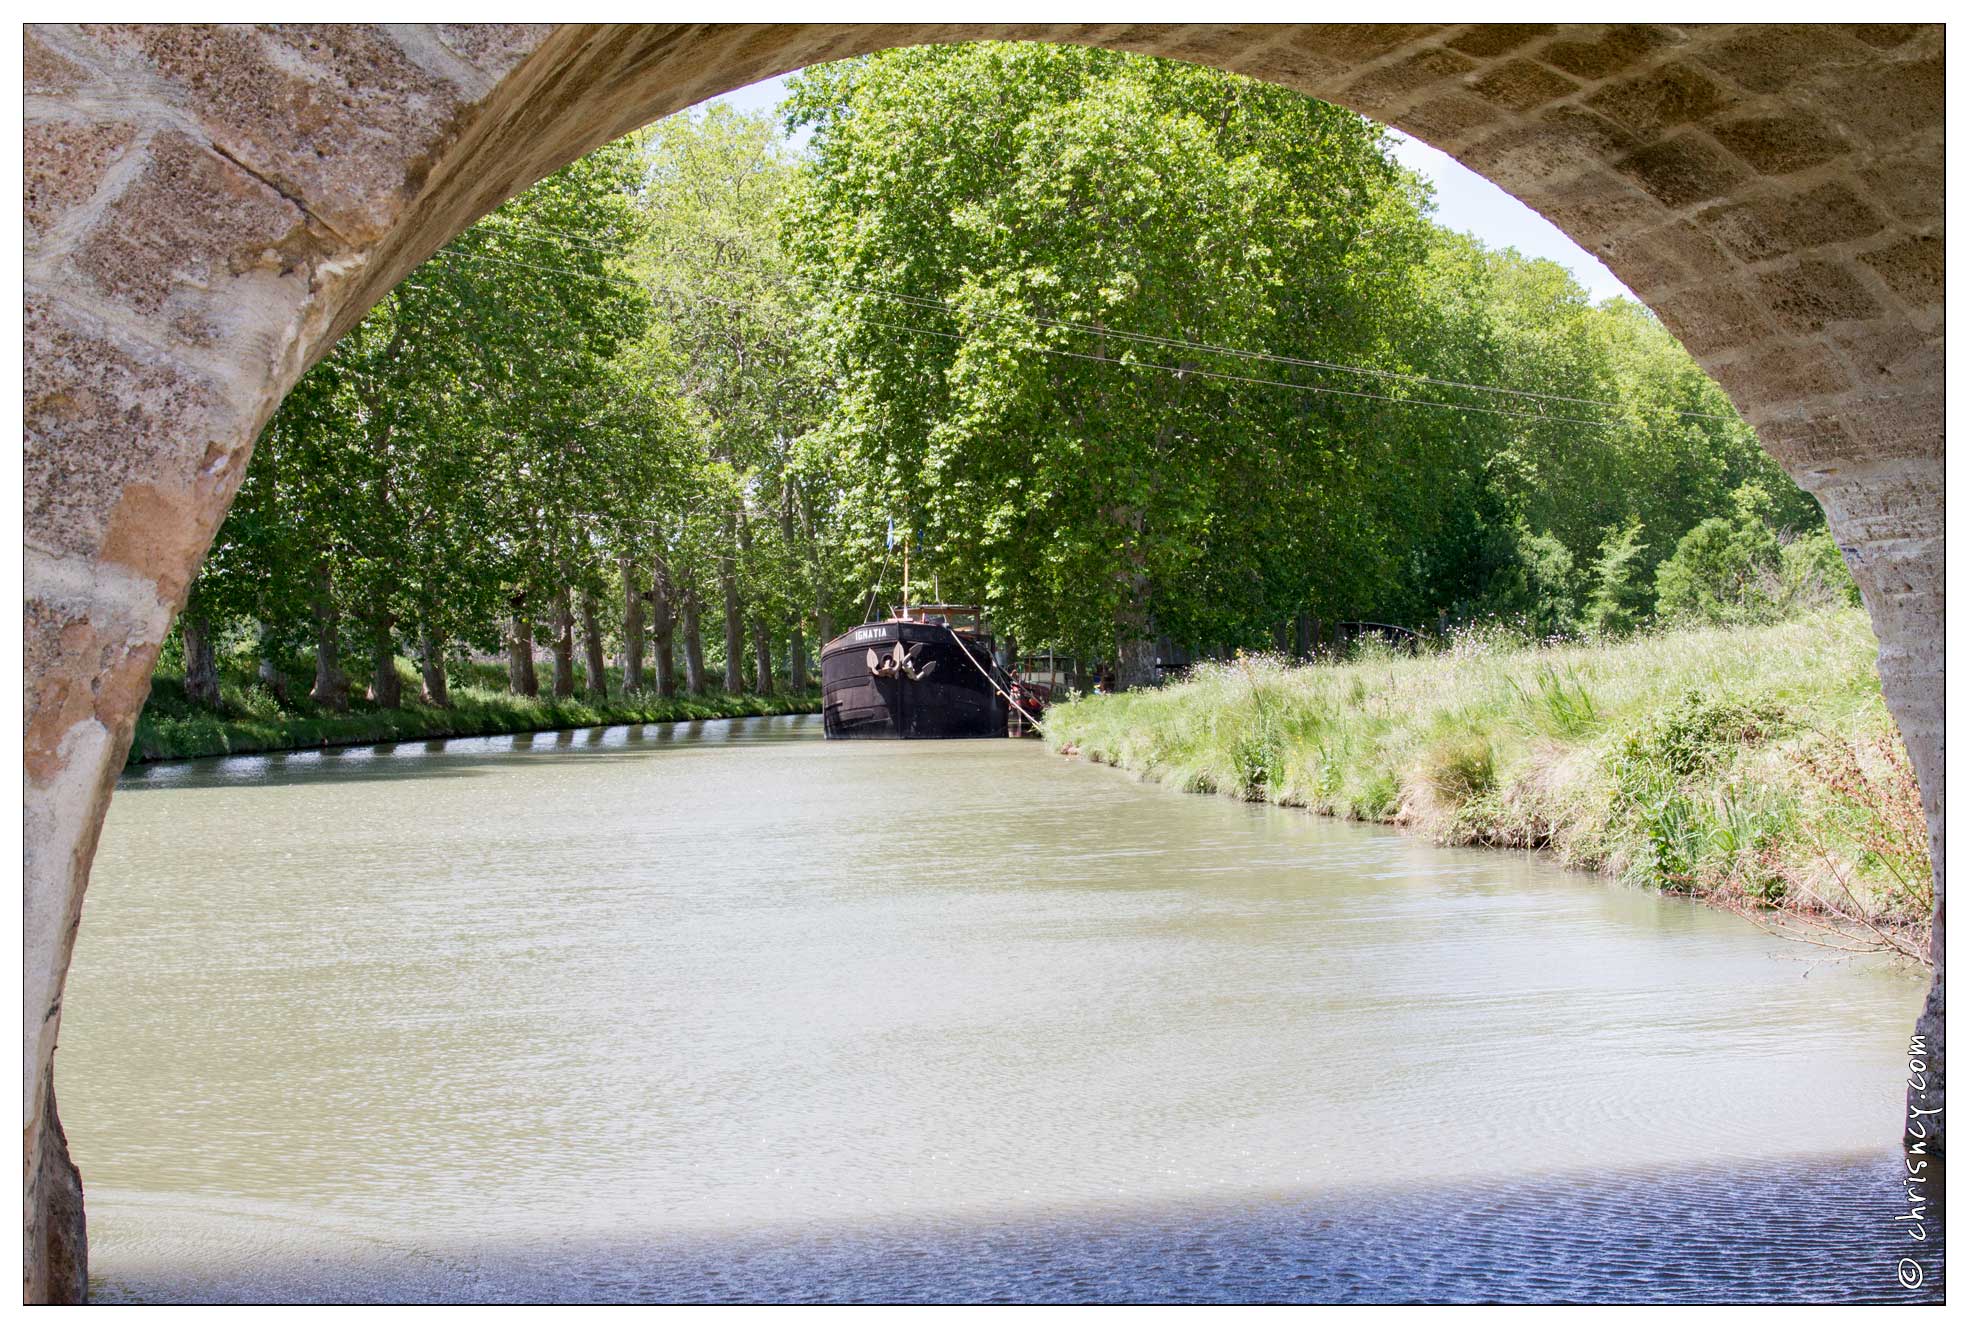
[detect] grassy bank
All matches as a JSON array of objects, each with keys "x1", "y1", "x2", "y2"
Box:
[
  {"x1": 1043, "y1": 610, "x2": 1932, "y2": 959},
  {"x1": 130, "y1": 661, "x2": 819, "y2": 766}
]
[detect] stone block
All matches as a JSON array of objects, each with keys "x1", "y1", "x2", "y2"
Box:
[
  {"x1": 1457, "y1": 105, "x2": 1637, "y2": 194},
  {"x1": 1393, "y1": 90, "x2": 1501, "y2": 148},
  {"x1": 1785, "y1": 182, "x2": 1889, "y2": 248},
  {"x1": 1466, "y1": 57, "x2": 1578, "y2": 112},
  {"x1": 1708, "y1": 110, "x2": 1847, "y2": 176},
  {"x1": 1596, "y1": 228, "x2": 1692, "y2": 295},
  {"x1": 1445, "y1": 24, "x2": 1556, "y2": 58},
  {"x1": 1142, "y1": 24, "x2": 1275, "y2": 71},
  {"x1": 1756, "y1": 410, "x2": 1859, "y2": 469},
  {"x1": 1859, "y1": 234, "x2": 1943, "y2": 309},
  {"x1": 23, "y1": 119, "x2": 141, "y2": 245},
  {"x1": 1340, "y1": 46, "x2": 1476, "y2": 113},
  {"x1": 1830, "y1": 321, "x2": 1942, "y2": 388},
  {"x1": 24, "y1": 31, "x2": 93, "y2": 97},
  {"x1": 1615, "y1": 133, "x2": 1750, "y2": 209},
  {"x1": 1846, "y1": 24, "x2": 1928, "y2": 49},
  {"x1": 1534, "y1": 170, "x2": 1662, "y2": 248},
  {"x1": 1536, "y1": 25, "x2": 1676, "y2": 81},
  {"x1": 1708, "y1": 340, "x2": 1855, "y2": 405},
  {"x1": 84, "y1": 24, "x2": 476, "y2": 244},
  {"x1": 1694, "y1": 24, "x2": 1873, "y2": 95},
  {"x1": 1653, "y1": 278, "x2": 1772, "y2": 360},
  {"x1": 1292, "y1": 24, "x2": 1442, "y2": 65},
  {"x1": 1822, "y1": 54, "x2": 1945, "y2": 143},
  {"x1": 1756, "y1": 259, "x2": 1886, "y2": 334},
  {"x1": 1699, "y1": 181, "x2": 1886, "y2": 265},
  {"x1": 69, "y1": 129, "x2": 311, "y2": 320},
  {"x1": 23, "y1": 293, "x2": 240, "y2": 572},
  {"x1": 1630, "y1": 218, "x2": 1742, "y2": 283},
  {"x1": 431, "y1": 23, "x2": 552, "y2": 78},
  {"x1": 1697, "y1": 196, "x2": 1791, "y2": 265},
  {"x1": 1836, "y1": 384, "x2": 1945, "y2": 460},
  {"x1": 1586, "y1": 61, "x2": 1738, "y2": 139},
  {"x1": 1856, "y1": 148, "x2": 1945, "y2": 226}
]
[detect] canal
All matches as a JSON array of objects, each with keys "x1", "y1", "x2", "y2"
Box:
[{"x1": 61, "y1": 715, "x2": 1942, "y2": 1302}]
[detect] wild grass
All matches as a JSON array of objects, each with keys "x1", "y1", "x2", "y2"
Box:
[
  {"x1": 130, "y1": 656, "x2": 819, "y2": 766},
  {"x1": 1044, "y1": 610, "x2": 1932, "y2": 961}
]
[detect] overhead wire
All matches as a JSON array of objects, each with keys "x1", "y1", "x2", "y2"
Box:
[
  {"x1": 426, "y1": 246, "x2": 1673, "y2": 434},
  {"x1": 472, "y1": 213, "x2": 1741, "y2": 425}
]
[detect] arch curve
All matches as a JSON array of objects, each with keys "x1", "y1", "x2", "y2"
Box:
[{"x1": 23, "y1": 22, "x2": 1944, "y2": 1300}]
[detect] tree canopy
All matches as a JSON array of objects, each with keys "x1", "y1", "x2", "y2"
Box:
[{"x1": 176, "y1": 42, "x2": 1845, "y2": 714}]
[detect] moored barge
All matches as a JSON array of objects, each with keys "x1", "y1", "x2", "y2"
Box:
[{"x1": 820, "y1": 604, "x2": 1014, "y2": 739}]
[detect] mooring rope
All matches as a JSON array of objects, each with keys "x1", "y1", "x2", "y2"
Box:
[{"x1": 939, "y1": 624, "x2": 1047, "y2": 732}]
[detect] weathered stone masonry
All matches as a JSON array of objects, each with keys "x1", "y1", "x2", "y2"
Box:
[{"x1": 22, "y1": 23, "x2": 1943, "y2": 1302}]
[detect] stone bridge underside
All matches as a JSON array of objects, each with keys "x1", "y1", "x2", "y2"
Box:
[{"x1": 22, "y1": 22, "x2": 1944, "y2": 1302}]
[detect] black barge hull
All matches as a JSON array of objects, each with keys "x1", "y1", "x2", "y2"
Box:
[{"x1": 820, "y1": 621, "x2": 1007, "y2": 739}]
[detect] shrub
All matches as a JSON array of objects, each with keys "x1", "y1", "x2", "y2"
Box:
[
  {"x1": 1780, "y1": 529, "x2": 1863, "y2": 610},
  {"x1": 1654, "y1": 514, "x2": 1783, "y2": 625},
  {"x1": 1424, "y1": 733, "x2": 1495, "y2": 802},
  {"x1": 1581, "y1": 520, "x2": 1650, "y2": 638}
]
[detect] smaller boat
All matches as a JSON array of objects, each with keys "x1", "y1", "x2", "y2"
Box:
[
  {"x1": 820, "y1": 604, "x2": 1013, "y2": 740},
  {"x1": 1003, "y1": 650, "x2": 1083, "y2": 737}
]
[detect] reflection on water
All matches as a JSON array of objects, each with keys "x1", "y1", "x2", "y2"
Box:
[{"x1": 65, "y1": 716, "x2": 1940, "y2": 1302}]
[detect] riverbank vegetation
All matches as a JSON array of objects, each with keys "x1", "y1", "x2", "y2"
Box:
[
  {"x1": 131, "y1": 642, "x2": 817, "y2": 765},
  {"x1": 1043, "y1": 609, "x2": 1931, "y2": 961}
]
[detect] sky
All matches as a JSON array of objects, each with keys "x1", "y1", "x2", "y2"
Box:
[{"x1": 704, "y1": 72, "x2": 1636, "y2": 305}]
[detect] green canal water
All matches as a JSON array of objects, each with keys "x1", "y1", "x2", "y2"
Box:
[{"x1": 60, "y1": 714, "x2": 1941, "y2": 1302}]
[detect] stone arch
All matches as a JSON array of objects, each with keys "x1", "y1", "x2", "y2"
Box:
[{"x1": 23, "y1": 23, "x2": 1944, "y2": 1301}]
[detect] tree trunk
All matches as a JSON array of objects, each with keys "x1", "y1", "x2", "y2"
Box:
[
  {"x1": 368, "y1": 607, "x2": 402, "y2": 709},
  {"x1": 1295, "y1": 612, "x2": 1312, "y2": 661},
  {"x1": 619, "y1": 554, "x2": 646, "y2": 695},
  {"x1": 181, "y1": 610, "x2": 222, "y2": 707},
  {"x1": 795, "y1": 479, "x2": 834, "y2": 644},
  {"x1": 720, "y1": 548, "x2": 744, "y2": 693},
  {"x1": 580, "y1": 585, "x2": 609, "y2": 700},
  {"x1": 681, "y1": 584, "x2": 707, "y2": 696},
  {"x1": 551, "y1": 582, "x2": 576, "y2": 699},
  {"x1": 255, "y1": 622, "x2": 289, "y2": 705},
  {"x1": 418, "y1": 614, "x2": 450, "y2": 709},
  {"x1": 651, "y1": 555, "x2": 678, "y2": 699},
  {"x1": 506, "y1": 609, "x2": 539, "y2": 697},
  {"x1": 310, "y1": 558, "x2": 350, "y2": 711},
  {"x1": 779, "y1": 488, "x2": 812, "y2": 693},
  {"x1": 752, "y1": 616, "x2": 774, "y2": 694},
  {"x1": 1112, "y1": 508, "x2": 1156, "y2": 692}
]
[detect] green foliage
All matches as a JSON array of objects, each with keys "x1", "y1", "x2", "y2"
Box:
[
  {"x1": 166, "y1": 43, "x2": 1840, "y2": 748},
  {"x1": 1580, "y1": 520, "x2": 1651, "y2": 638},
  {"x1": 1424, "y1": 733, "x2": 1497, "y2": 802},
  {"x1": 1606, "y1": 689, "x2": 1785, "y2": 890},
  {"x1": 1515, "y1": 665, "x2": 1599, "y2": 738},
  {"x1": 1655, "y1": 513, "x2": 1782, "y2": 626},
  {"x1": 1781, "y1": 529, "x2": 1864, "y2": 609},
  {"x1": 132, "y1": 649, "x2": 819, "y2": 765},
  {"x1": 781, "y1": 44, "x2": 1827, "y2": 665}
]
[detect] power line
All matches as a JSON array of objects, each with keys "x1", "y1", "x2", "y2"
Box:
[
  {"x1": 427, "y1": 248, "x2": 1674, "y2": 434},
  {"x1": 473, "y1": 214, "x2": 1742, "y2": 425}
]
